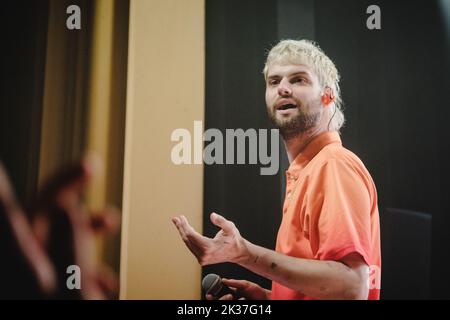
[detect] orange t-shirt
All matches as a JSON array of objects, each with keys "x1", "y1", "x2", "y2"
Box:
[{"x1": 271, "y1": 131, "x2": 381, "y2": 300}]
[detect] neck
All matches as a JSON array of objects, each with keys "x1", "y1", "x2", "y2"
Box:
[{"x1": 283, "y1": 126, "x2": 328, "y2": 163}]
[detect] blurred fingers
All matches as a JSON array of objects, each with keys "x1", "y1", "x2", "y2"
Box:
[
  {"x1": 90, "y1": 207, "x2": 121, "y2": 234},
  {"x1": 222, "y1": 278, "x2": 250, "y2": 289},
  {"x1": 33, "y1": 155, "x2": 102, "y2": 211}
]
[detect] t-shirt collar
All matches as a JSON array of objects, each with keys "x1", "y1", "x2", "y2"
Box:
[{"x1": 286, "y1": 131, "x2": 342, "y2": 176}]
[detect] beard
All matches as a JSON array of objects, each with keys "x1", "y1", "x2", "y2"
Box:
[{"x1": 267, "y1": 97, "x2": 322, "y2": 140}]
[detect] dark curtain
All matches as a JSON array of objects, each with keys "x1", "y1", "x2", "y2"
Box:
[
  {"x1": 0, "y1": 1, "x2": 50, "y2": 203},
  {"x1": 204, "y1": 0, "x2": 450, "y2": 299},
  {"x1": 203, "y1": 0, "x2": 280, "y2": 291}
]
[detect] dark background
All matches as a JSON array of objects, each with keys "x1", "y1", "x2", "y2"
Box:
[
  {"x1": 1, "y1": 0, "x2": 449, "y2": 299},
  {"x1": 203, "y1": 0, "x2": 450, "y2": 299},
  {"x1": 0, "y1": 0, "x2": 125, "y2": 276},
  {"x1": 0, "y1": 0, "x2": 94, "y2": 205},
  {"x1": 0, "y1": 1, "x2": 50, "y2": 204}
]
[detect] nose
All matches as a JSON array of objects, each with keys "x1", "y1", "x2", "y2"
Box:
[{"x1": 277, "y1": 79, "x2": 292, "y2": 97}]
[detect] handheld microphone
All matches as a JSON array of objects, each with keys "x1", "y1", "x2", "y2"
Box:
[{"x1": 202, "y1": 273, "x2": 237, "y2": 299}]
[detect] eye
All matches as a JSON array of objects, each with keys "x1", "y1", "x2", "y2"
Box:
[
  {"x1": 292, "y1": 77, "x2": 306, "y2": 84},
  {"x1": 269, "y1": 79, "x2": 279, "y2": 86}
]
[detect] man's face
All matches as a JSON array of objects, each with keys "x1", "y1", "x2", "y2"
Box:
[{"x1": 265, "y1": 63, "x2": 323, "y2": 139}]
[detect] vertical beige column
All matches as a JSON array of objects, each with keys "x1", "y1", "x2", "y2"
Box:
[
  {"x1": 85, "y1": 0, "x2": 129, "y2": 269},
  {"x1": 85, "y1": 0, "x2": 114, "y2": 210},
  {"x1": 120, "y1": 0, "x2": 204, "y2": 299}
]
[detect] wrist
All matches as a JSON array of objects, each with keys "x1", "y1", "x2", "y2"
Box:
[{"x1": 233, "y1": 237, "x2": 252, "y2": 265}]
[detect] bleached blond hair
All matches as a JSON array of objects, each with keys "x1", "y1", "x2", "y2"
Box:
[{"x1": 263, "y1": 39, "x2": 345, "y2": 132}]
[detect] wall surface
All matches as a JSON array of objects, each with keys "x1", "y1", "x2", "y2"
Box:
[{"x1": 120, "y1": 0, "x2": 204, "y2": 299}]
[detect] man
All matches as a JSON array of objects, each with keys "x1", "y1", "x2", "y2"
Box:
[{"x1": 172, "y1": 40, "x2": 381, "y2": 300}]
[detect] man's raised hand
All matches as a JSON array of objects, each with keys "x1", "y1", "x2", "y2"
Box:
[{"x1": 172, "y1": 212, "x2": 247, "y2": 266}]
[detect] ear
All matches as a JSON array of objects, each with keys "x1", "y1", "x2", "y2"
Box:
[{"x1": 321, "y1": 87, "x2": 335, "y2": 106}]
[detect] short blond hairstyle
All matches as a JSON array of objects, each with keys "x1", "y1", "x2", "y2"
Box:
[{"x1": 263, "y1": 39, "x2": 345, "y2": 132}]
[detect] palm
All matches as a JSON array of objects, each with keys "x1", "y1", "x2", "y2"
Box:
[{"x1": 172, "y1": 212, "x2": 244, "y2": 266}]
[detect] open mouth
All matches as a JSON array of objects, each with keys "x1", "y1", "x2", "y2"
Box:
[{"x1": 277, "y1": 103, "x2": 297, "y2": 111}]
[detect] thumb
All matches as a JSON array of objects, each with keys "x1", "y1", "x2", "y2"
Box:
[{"x1": 210, "y1": 212, "x2": 235, "y2": 233}]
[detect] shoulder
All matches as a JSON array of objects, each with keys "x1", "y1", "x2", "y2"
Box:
[
  {"x1": 303, "y1": 145, "x2": 377, "y2": 211},
  {"x1": 312, "y1": 144, "x2": 368, "y2": 174},
  {"x1": 308, "y1": 144, "x2": 376, "y2": 191}
]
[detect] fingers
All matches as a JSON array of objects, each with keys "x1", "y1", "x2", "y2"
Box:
[
  {"x1": 206, "y1": 293, "x2": 234, "y2": 300},
  {"x1": 181, "y1": 216, "x2": 208, "y2": 245},
  {"x1": 33, "y1": 155, "x2": 102, "y2": 211},
  {"x1": 0, "y1": 207, "x2": 57, "y2": 297},
  {"x1": 90, "y1": 207, "x2": 121, "y2": 234},
  {"x1": 172, "y1": 215, "x2": 188, "y2": 241},
  {"x1": 172, "y1": 215, "x2": 211, "y2": 263},
  {"x1": 209, "y1": 212, "x2": 236, "y2": 233},
  {"x1": 223, "y1": 278, "x2": 269, "y2": 300},
  {"x1": 95, "y1": 264, "x2": 119, "y2": 300},
  {"x1": 172, "y1": 215, "x2": 207, "y2": 245},
  {"x1": 0, "y1": 163, "x2": 57, "y2": 297},
  {"x1": 222, "y1": 278, "x2": 251, "y2": 289},
  {"x1": 0, "y1": 163, "x2": 18, "y2": 208}
]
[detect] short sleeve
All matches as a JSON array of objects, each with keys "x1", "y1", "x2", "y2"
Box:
[{"x1": 308, "y1": 158, "x2": 372, "y2": 266}]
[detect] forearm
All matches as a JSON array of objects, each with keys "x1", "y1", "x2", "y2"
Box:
[{"x1": 236, "y1": 239, "x2": 365, "y2": 300}]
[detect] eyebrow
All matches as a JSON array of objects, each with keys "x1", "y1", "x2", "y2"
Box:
[{"x1": 267, "y1": 71, "x2": 312, "y2": 80}]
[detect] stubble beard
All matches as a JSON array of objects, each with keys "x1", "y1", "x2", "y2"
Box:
[{"x1": 267, "y1": 98, "x2": 322, "y2": 141}]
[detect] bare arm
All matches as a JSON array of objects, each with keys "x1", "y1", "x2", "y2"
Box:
[
  {"x1": 172, "y1": 212, "x2": 368, "y2": 300},
  {"x1": 238, "y1": 240, "x2": 368, "y2": 300}
]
